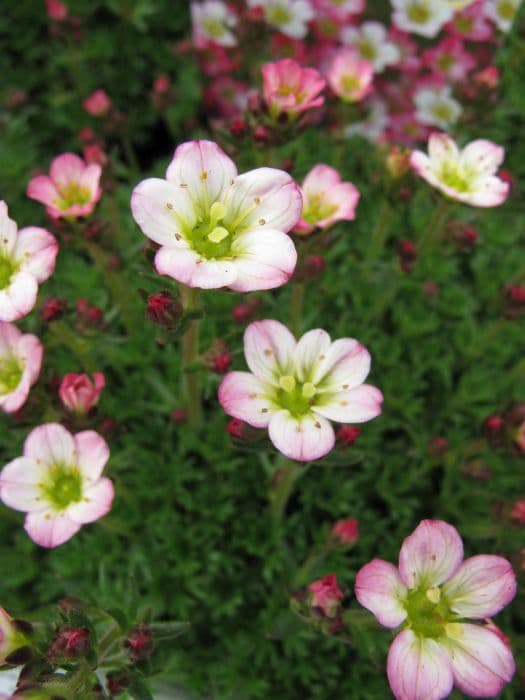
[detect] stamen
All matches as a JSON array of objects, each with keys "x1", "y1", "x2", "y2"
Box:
[
  {"x1": 208, "y1": 226, "x2": 229, "y2": 243},
  {"x1": 279, "y1": 375, "x2": 296, "y2": 393},
  {"x1": 426, "y1": 588, "x2": 441, "y2": 604},
  {"x1": 302, "y1": 382, "x2": 316, "y2": 399},
  {"x1": 445, "y1": 623, "x2": 464, "y2": 640}
]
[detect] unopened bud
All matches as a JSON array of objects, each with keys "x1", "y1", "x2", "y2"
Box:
[
  {"x1": 145, "y1": 291, "x2": 183, "y2": 330},
  {"x1": 40, "y1": 297, "x2": 68, "y2": 322},
  {"x1": 203, "y1": 339, "x2": 232, "y2": 374},
  {"x1": 232, "y1": 297, "x2": 261, "y2": 323},
  {"x1": 428, "y1": 436, "x2": 448, "y2": 455},
  {"x1": 125, "y1": 624, "x2": 153, "y2": 661},
  {"x1": 331, "y1": 518, "x2": 359, "y2": 545},
  {"x1": 47, "y1": 626, "x2": 90, "y2": 661},
  {"x1": 335, "y1": 425, "x2": 361, "y2": 447}
]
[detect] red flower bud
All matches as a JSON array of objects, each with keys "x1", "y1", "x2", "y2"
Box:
[
  {"x1": 485, "y1": 415, "x2": 505, "y2": 433},
  {"x1": 40, "y1": 297, "x2": 67, "y2": 322},
  {"x1": 203, "y1": 339, "x2": 232, "y2": 374},
  {"x1": 428, "y1": 436, "x2": 448, "y2": 455},
  {"x1": 171, "y1": 407, "x2": 187, "y2": 424},
  {"x1": 509, "y1": 499, "x2": 525, "y2": 525},
  {"x1": 145, "y1": 291, "x2": 183, "y2": 330},
  {"x1": 232, "y1": 297, "x2": 261, "y2": 323},
  {"x1": 308, "y1": 574, "x2": 344, "y2": 618},
  {"x1": 47, "y1": 626, "x2": 90, "y2": 660},
  {"x1": 336, "y1": 425, "x2": 361, "y2": 447},
  {"x1": 107, "y1": 671, "x2": 132, "y2": 695},
  {"x1": 398, "y1": 239, "x2": 417, "y2": 261},
  {"x1": 226, "y1": 418, "x2": 247, "y2": 439},
  {"x1": 125, "y1": 625, "x2": 153, "y2": 661},
  {"x1": 253, "y1": 124, "x2": 271, "y2": 144},
  {"x1": 331, "y1": 518, "x2": 359, "y2": 545},
  {"x1": 229, "y1": 116, "x2": 247, "y2": 138},
  {"x1": 294, "y1": 255, "x2": 325, "y2": 281},
  {"x1": 453, "y1": 224, "x2": 478, "y2": 249}
]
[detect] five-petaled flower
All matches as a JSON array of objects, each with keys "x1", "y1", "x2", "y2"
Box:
[
  {"x1": 27, "y1": 153, "x2": 102, "y2": 219},
  {"x1": 0, "y1": 423, "x2": 114, "y2": 548},
  {"x1": 355, "y1": 519, "x2": 516, "y2": 700},
  {"x1": 293, "y1": 164, "x2": 360, "y2": 235},
  {"x1": 411, "y1": 132, "x2": 510, "y2": 207},
  {"x1": 261, "y1": 58, "x2": 326, "y2": 119},
  {"x1": 0, "y1": 201, "x2": 58, "y2": 322},
  {"x1": 131, "y1": 140, "x2": 302, "y2": 291},
  {"x1": 0, "y1": 322, "x2": 43, "y2": 414},
  {"x1": 218, "y1": 319, "x2": 383, "y2": 462}
]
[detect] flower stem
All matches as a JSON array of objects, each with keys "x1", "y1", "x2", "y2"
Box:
[
  {"x1": 180, "y1": 286, "x2": 203, "y2": 429},
  {"x1": 419, "y1": 198, "x2": 453, "y2": 252},
  {"x1": 270, "y1": 459, "x2": 308, "y2": 523},
  {"x1": 289, "y1": 282, "x2": 305, "y2": 336}
]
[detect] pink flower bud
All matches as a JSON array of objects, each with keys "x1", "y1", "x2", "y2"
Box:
[
  {"x1": 47, "y1": 626, "x2": 90, "y2": 660},
  {"x1": 203, "y1": 340, "x2": 232, "y2": 374},
  {"x1": 40, "y1": 297, "x2": 67, "y2": 322},
  {"x1": 83, "y1": 89, "x2": 112, "y2": 118},
  {"x1": 428, "y1": 436, "x2": 448, "y2": 455},
  {"x1": 332, "y1": 518, "x2": 359, "y2": 545},
  {"x1": 226, "y1": 418, "x2": 247, "y2": 439},
  {"x1": 171, "y1": 407, "x2": 187, "y2": 424},
  {"x1": 153, "y1": 75, "x2": 170, "y2": 95},
  {"x1": 453, "y1": 224, "x2": 478, "y2": 249},
  {"x1": 485, "y1": 415, "x2": 505, "y2": 433},
  {"x1": 59, "y1": 372, "x2": 105, "y2": 416},
  {"x1": 145, "y1": 291, "x2": 183, "y2": 330},
  {"x1": 231, "y1": 298, "x2": 261, "y2": 324},
  {"x1": 510, "y1": 499, "x2": 525, "y2": 525},
  {"x1": 336, "y1": 425, "x2": 361, "y2": 447},
  {"x1": 308, "y1": 574, "x2": 344, "y2": 617},
  {"x1": 125, "y1": 625, "x2": 153, "y2": 661},
  {"x1": 46, "y1": 0, "x2": 68, "y2": 21},
  {"x1": 229, "y1": 116, "x2": 247, "y2": 138}
]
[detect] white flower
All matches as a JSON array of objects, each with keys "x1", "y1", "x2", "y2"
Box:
[
  {"x1": 484, "y1": 0, "x2": 521, "y2": 32},
  {"x1": 248, "y1": 0, "x2": 314, "y2": 38},
  {"x1": 341, "y1": 21, "x2": 401, "y2": 73},
  {"x1": 191, "y1": 1, "x2": 237, "y2": 47},
  {"x1": 344, "y1": 98, "x2": 389, "y2": 142},
  {"x1": 410, "y1": 132, "x2": 510, "y2": 207},
  {"x1": 391, "y1": 0, "x2": 454, "y2": 37},
  {"x1": 414, "y1": 85, "x2": 462, "y2": 129}
]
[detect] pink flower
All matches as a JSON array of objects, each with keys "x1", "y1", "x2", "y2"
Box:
[
  {"x1": 0, "y1": 201, "x2": 58, "y2": 322},
  {"x1": 308, "y1": 574, "x2": 344, "y2": 617},
  {"x1": 82, "y1": 89, "x2": 112, "y2": 117},
  {"x1": 326, "y1": 50, "x2": 374, "y2": 103},
  {"x1": 422, "y1": 37, "x2": 476, "y2": 83},
  {"x1": 261, "y1": 58, "x2": 326, "y2": 119},
  {"x1": 294, "y1": 164, "x2": 359, "y2": 234},
  {"x1": 46, "y1": 0, "x2": 68, "y2": 21},
  {"x1": 0, "y1": 607, "x2": 27, "y2": 663},
  {"x1": 446, "y1": 1, "x2": 493, "y2": 41},
  {"x1": 411, "y1": 132, "x2": 510, "y2": 207},
  {"x1": 27, "y1": 153, "x2": 102, "y2": 219},
  {"x1": 131, "y1": 140, "x2": 301, "y2": 292},
  {"x1": 218, "y1": 320, "x2": 383, "y2": 462},
  {"x1": 312, "y1": 0, "x2": 364, "y2": 20},
  {"x1": 0, "y1": 423, "x2": 114, "y2": 548},
  {"x1": 332, "y1": 517, "x2": 359, "y2": 545},
  {"x1": 355, "y1": 520, "x2": 516, "y2": 700},
  {"x1": 59, "y1": 372, "x2": 105, "y2": 416},
  {"x1": 0, "y1": 323, "x2": 43, "y2": 414}
]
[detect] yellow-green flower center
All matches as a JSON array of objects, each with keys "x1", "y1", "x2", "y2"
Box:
[
  {"x1": 276, "y1": 375, "x2": 317, "y2": 416},
  {"x1": 407, "y1": 3, "x2": 431, "y2": 22},
  {"x1": 404, "y1": 586, "x2": 454, "y2": 639},
  {"x1": 0, "y1": 256, "x2": 17, "y2": 290},
  {"x1": 267, "y1": 4, "x2": 293, "y2": 24},
  {"x1": 42, "y1": 465, "x2": 83, "y2": 511},
  {"x1": 431, "y1": 102, "x2": 455, "y2": 123},
  {"x1": 498, "y1": 0, "x2": 516, "y2": 20},
  {"x1": 190, "y1": 201, "x2": 233, "y2": 259},
  {"x1": 439, "y1": 162, "x2": 472, "y2": 192},
  {"x1": 55, "y1": 181, "x2": 92, "y2": 211},
  {"x1": 357, "y1": 40, "x2": 376, "y2": 62},
  {"x1": 0, "y1": 357, "x2": 23, "y2": 394},
  {"x1": 303, "y1": 195, "x2": 338, "y2": 225},
  {"x1": 203, "y1": 18, "x2": 227, "y2": 38}
]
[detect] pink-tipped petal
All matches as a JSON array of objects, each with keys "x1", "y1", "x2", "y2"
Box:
[
  {"x1": 243, "y1": 320, "x2": 296, "y2": 384},
  {"x1": 166, "y1": 140, "x2": 237, "y2": 206},
  {"x1": 447, "y1": 623, "x2": 515, "y2": 697},
  {"x1": 154, "y1": 247, "x2": 237, "y2": 289},
  {"x1": 354, "y1": 559, "x2": 408, "y2": 628},
  {"x1": 229, "y1": 228, "x2": 297, "y2": 292},
  {"x1": 0, "y1": 376, "x2": 31, "y2": 413},
  {"x1": 398, "y1": 520, "x2": 464, "y2": 589},
  {"x1": 24, "y1": 510, "x2": 81, "y2": 548},
  {"x1": 0, "y1": 272, "x2": 38, "y2": 322},
  {"x1": 17, "y1": 333, "x2": 43, "y2": 384},
  {"x1": 67, "y1": 477, "x2": 114, "y2": 524},
  {"x1": 14, "y1": 227, "x2": 58, "y2": 282},
  {"x1": 131, "y1": 178, "x2": 196, "y2": 246},
  {"x1": 443, "y1": 555, "x2": 517, "y2": 619},
  {"x1": 268, "y1": 410, "x2": 335, "y2": 462},
  {"x1": 24, "y1": 423, "x2": 76, "y2": 467},
  {"x1": 218, "y1": 372, "x2": 274, "y2": 428},
  {"x1": 316, "y1": 338, "x2": 371, "y2": 389},
  {"x1": 460, "y1": 177, "x2": 509, "y2": 208},
  {"x1": 303, "y1": 164, "x2": 342, "y2": 192},
  {"x1": 427, "y1": 131, "x2": 459, "y2": 165},
  {"x1": 459, "y1": 140, "x2": 505, "y2": 176},
  {"x1": 387, "y1": 630, "x2": 454, "y2": 700},
  {"x1": 225, "y1": 168, "x2": 303, "y2": 234},
  {"x1": 313, "y1": 384, "x2": 383, "y2": 424},
  {"x1": 26, "y1": 176, "x2": 60, "y2": 208},
  {"x1": 74, "y1": 431, "x2": 110, "y2": 481},
  {"x1": 0, "y1": 321, "x2": 21, "y2": 353},
  {"x1": 0, "y1": 457, "x2": 47, "y2": 512},
  {"x1": 293, "y1": 329, "x2": 332, "y2": 383},
  {"x1": 49, "y1": 153, "x2": 85, "y2": 188}
]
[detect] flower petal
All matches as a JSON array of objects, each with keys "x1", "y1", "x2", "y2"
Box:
[
  {"x1": 17, "y1": 333, "x2": 43, "y2": 385},
  {"x1": 26, "y1": 176, "x2": 60, "y2": 209},
  {"x1": 131, "y1": 177, "x2": 196, "y2": 246},
  {"x1": 67, "y1": 477, "x2": 114, "y2": 524},
  {"x1": 442, "y1": 555, "x2": 516, "y2": 619},
  {"x1": 154, "y1": 246, "x2": 237, "y2": 289},
  {"x1": 446, "y1": 623, "x2": 515, "y2": 697},
  {"x1": 24, "y1": 423, "x2": 76, "y2": 467},
  {"x1": 74, "y1": 431, "x2": 110, "y2": 481},
  {"x1": 459, "y1": 140, "x2": 505, "y2": 176},
  {"x1": 316, "y1": 338, "x2": 371, "y2": 389},
  {"x1": 225, "y1": 168, "x2": 303, "y2": 234},
  {"x1": 387, "y1": 630, "x2": 454, "y2": 700},
  {"x1": 166, "y1": 140, "x2": 237, "y2": 207},
  {"x1": 14, "y1": 226, "x2": 58, "y2": 282},
  {"x1": 0, "y1": 272, "x2": 38, "y2": 322},
  {"x1": 229, "y1": 228, "x2": 297, "y2": 292},
  {"x1": 354, "y1": 559, "x2": 408, "y2": 628},
  {"x1": 428, "y1": 131, "x2": 460, "y2": 166},
  {"x1": 313, "y1": 384, "x2": 383, "y2": 423},
  {"x1": 0, "y1": 457, "x2": 47, "y2": 512},
  {"x1": 459, "y1": 176, "x2": 509, "y2": 208},
  {"x1": 50, "y1": 153, "x2": 86, "y2": 187},
  {"x1": 0, "y1": 201, "x2": 18, "y2": 256},
  {"x1": 0, "y1": 376, "x2": 31, "y2": 413},
  {"x1": 218, "y1": 372, "x2": 274, "y2": 428},
  {"x1": 398, "y1": 520, "x2": 464, "y2": 589},
  {"x1": 0, "y1": 321, "x2": 21, "y2": 353},
  {"x1": 243, "y1": 320, "x2": 296, "y2": 384},
  {"x1": 293, "y1": 329, "x2": 332, "y2": 384},
  {"x1": 268, "y1": 410, "x2": 335, "y2": 462},
  {"x1": 24, "y1": 510, "x2": 81, "y2": 548}
]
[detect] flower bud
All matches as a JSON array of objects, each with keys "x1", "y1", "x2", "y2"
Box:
[
  {"x1": 47, "y1": 626, "x2": 90, "y2": 661},
  {"x1": 171, "y1": 407, "x2": 187, "y2": 424},
  {"x1": 398, "y1": 239, "x2": 417, "y2": 272},
  {"x1": 485, "y1": 414, "x2": 505, "y2": 433},
  {"x1": 107, "y1": 671, "x2": 132, "y2": 696},
  {"x1": 125, "y1": 624, "x2": 153, "y2": 661},
  {"x1": 428, "y1": 436, "x2": 448, "y2": 455},
  {"x1": 46, "y1": 0, "x2": 68, "y2": 21},
  {"x1": 335, "y1": 425, "x2": 360, "y2": 447},
  {"x1": 452, "y1": 224, "x2": 478, "y2": 249},
  {"x1": 510, "y1": 499, "x2": 525, "y2": 525},
  {"x1": 232, "y1": 297, "x2": 261, "y2": 324},
  {"x1": 253, "y1": 124, "x2": 271, "y2": 144},
  {"x1": 386, "y1": 146, "x2": 411, "y2": 179},
  {"x1": 145, "y1": 291, "x2": 183, "y2": 330},
  {"x1": 308, "y1": 574, "x2": 344, "y2": 618},
  {"x1": 59, "y1": 372, "x2": 105, "y2": 416},
  {"x1": 331, "y1": 518, "x2": 359, "y2": 546},
  {"x1": 203, "y1": 339, "x2": 232, "y2": 374},
  {"x1": 294, "y1": 255, "x2": 325, "y2": 281},
  {"x1": 40, "y1": 297, "x2": 68, "y2": 322},
  {"x1": 229, "y1": 116, "x2": 247, "y2": 138},
  {"x1": 227, "y1": 418, "x2": 247, "y2": 439}
]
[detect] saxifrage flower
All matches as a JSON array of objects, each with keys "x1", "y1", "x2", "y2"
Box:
[
  {"x1": 0, "y1": 201, "x2": 58, "y2": 322},
  {"x1": 131, "y1": 140, "x2": 302, "y2": 291},
  {"x1": 218, "y1": 320, "x2": 383, "y2": 461},
  {"x1": 0, "y1": 423, "x2": 114, "y2": 548},
  {"x1": 355, "y1": 519, "x2": 516, "y2": 699},
  {"x1": 411, "y1": 132, "x2": 509, "y2": 207},
  {"x1": 0, "y1": 322, "x2": 43, "y2": 414}
]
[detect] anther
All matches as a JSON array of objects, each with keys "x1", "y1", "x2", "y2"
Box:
[{"x1": 279, "y1": 375, "x2": 296, "y2": 392}]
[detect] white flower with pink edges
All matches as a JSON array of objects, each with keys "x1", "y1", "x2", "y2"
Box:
[
  {"x1": 191, "y1": 0, "x2": 238, "y2": 48},
  {"x1": 248, "y1": 0, "x2": 315, "y2": 38},
  {"x1": 294, "y1": 164, "x2": 360, "y2": 234},
  {"x1": 341, "y1": 21, "x2": 401, "y2": 73},
  {"x1": 218, "y1": 320, "x2": 382, "y2": 462},
  {"x1": 0, "y1": 423, "x2": 114, "y2": 548},
  {"x1": 411, "y1": 132, "x2": 510, "y2": 206},
  {"x1": 0, "y1": 201, "x2": 58, "y2": 322},
  {"x1": 0, "y1": 322, "x2": 43, "y2": 414},
  {"x1": 391, "y1": 0, "x2": 454, "y2": 38},
  {"x1": 484, "y1": 0, "x2": 521, "y2": 32},
  {"x1": 131, "y1": 140, "x2": 301, "y2": 291},
  {"x1": 355, "y1": 519, "x2": 516, "y2": 700}
]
